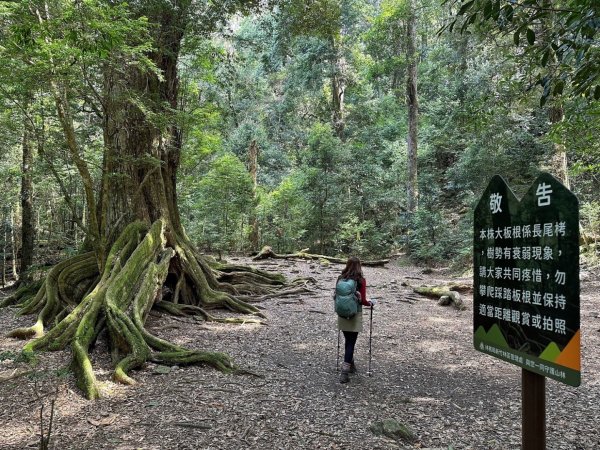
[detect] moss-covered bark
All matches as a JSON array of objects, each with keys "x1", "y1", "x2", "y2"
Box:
[
  {"x1": 413, "y1": 285, "x2": 466, "y2": 310},
  {"x1": 3, "y1": 219, "x2": 297, "y2": 399}
]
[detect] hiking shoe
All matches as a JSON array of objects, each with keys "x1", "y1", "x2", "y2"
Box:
[
  {"x1": 340, "y1": 362, "x2": 351, "y2": 383},
  {"x1": 339, "y1": 371, "x2": 350, "y2": 383},
  {"x1": 349, "y1": 362, "x2": 357, "y2": 374}
]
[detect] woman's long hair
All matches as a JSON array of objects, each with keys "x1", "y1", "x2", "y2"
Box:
[{"x1": 340, "y1": 256, "x2": 363, "y2": 282}]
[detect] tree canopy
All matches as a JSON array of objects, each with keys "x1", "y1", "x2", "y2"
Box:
[{"x1": 444, "y1": 0, "x2": 600, "y2": 103}]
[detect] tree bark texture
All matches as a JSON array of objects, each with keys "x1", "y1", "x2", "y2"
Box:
[
  {"x1": 413, "y1": 285, "x2": 466, "y2": 310},
  {"x1": 331, "y1": 38, "x2": 346, "y2": 140},
  {"x1": 20, "y1": 107, "x2": 35, "y2": 279},
  {"x1": 248, "y1": 139, "x2": 260, "y2": 251},
  {"x1": 11, "y1": 207, "x2": 18, "y2": 281},
  {"x1": 540, "y1": 2, "x2": 569, "y2": 189},
  {"x1": 1, "y1": 214, "x2": 6, "y2": 287},
  {"x1": 406, "y1": 0, "x2": 419, "y2": 213}
]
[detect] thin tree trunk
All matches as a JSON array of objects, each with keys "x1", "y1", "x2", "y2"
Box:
[
  {"x1": 20, "y1": 108, "x2": 35, "y2": 280},
  {"x1": 51, "y1": 84, "x2": 100, "y2": 247},
  {"x1": 540, "y1": 0, "x2": 569, "y2": 188},
  {"x1": 11, "y1": 207, "x2": 19, "y2": 282},
  {"x1": 330, "y1": 35, "x2": 346, "y2": 140},
  {"x1": 240, "y1": 217, "x2": 243, "y2": 253},
  {"x1": 47, "y1": 199, "x2": 54, "y2": 248},
  {"x1": 456, "y1": 34, "x2": 469, "y2": 109},
  {"x1": 248, "y1": 139, "x2": 259, "y2": 251},
  {"x1": 406, "y1": 0, "x2": 419, "y2": 213},
  {"x1": 81, "y1": 200, "x2": 86, "y2": 239},
  {"x1": 73, "y1": 199, "x2": 79, "y2": 246},
  {"x1": 38, "y1": 0, "x2": 100, "y2": 256},
  {"x1": 2, "y1": 211, "x2": 6, "y2": 287},
  {"x1": 548, "y1": 106, "x2": 569, "y2": 187},
  {"x1": 35, "y1": 209, "x2": 40, "y2": 242}
]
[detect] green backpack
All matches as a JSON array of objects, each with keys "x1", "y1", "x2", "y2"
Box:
[{"x1": 334, "y1": 278, "x2": 359, "y2": 319}]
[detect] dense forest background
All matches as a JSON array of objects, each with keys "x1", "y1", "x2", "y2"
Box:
[{"x1": 1, "y1": 0, "x2": 598, "y2": 286}]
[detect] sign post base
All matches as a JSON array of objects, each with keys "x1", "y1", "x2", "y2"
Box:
[{"x1": 522, "y1": 368, "x2": 546, "y2": 450}]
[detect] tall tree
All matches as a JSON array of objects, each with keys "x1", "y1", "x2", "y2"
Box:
[
  {"x1": 365, "y1": 0, "x2": 420, "y2": 211},
  {"x1": 248, "y1": 139, "x2": 260, "y2": 250},
  {"x1": 1, "y1": 0, "x2": 287, "y2": 400},
  {"x1": 278, "y1": 0, "x2": 349, "y2": 139},
  {"x1": 405, "y1": 0, "x2": 419, "y2": 212},
  {"x1": 19, "y1": 101, "x2": 35, "y2": 281}
]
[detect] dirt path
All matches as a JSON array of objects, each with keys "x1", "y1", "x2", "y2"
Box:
[{"x1": 1, "y1": 257, "x2": 599, "y2": 449}]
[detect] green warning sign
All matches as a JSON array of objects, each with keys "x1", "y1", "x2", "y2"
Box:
[{"x1": 473, "y1": 173, "x2": 580, "y2": 386}]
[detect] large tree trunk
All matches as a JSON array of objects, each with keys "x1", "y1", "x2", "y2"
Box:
[{"x1": 3, "y1": 1, "x2": 291, "y2": 400}]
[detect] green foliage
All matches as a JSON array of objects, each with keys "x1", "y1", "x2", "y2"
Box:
[
  {"x1": 186, "y1": 153, "x2": 254, "y2": 252},
  {"x1": 279, "y1": 0, "x2": 343, "y2": 40},
  {"x1": 334, "y1": 215, "x2": 378, "y2": 256},
  {"x1": 17, "y1": 349, "x2": 38, "y2": 365},
  {"x1": 445, "y1": 0, "x2": 600, "y2": 102},
  {"x1": 258, "y1": 174, "x2": 307, "y2": 253},
  {"x1": 581, "y1": 201, "x2": 600, "y2": 240},
  {"x1": 298, "y1": 123, "x2": 349, "y2": 253},
  {"x1": 0, "y1": 350, "x2": 19, "y2": 362},
  {"x1": 406, "y1": 172, "x2": 470, "y2": 265},
  {"x1": 549, "y1": 100, "x2": 600, "y2": 202},
  {"x1": 0, "y1": 0, "x2": 154, "y2": 91},
  {"x1": 1, "y1": 0, "x2": 597, "y2": 269},
  {"x1": 364, "y1": 0, "x2": 409, "y2": 90}
]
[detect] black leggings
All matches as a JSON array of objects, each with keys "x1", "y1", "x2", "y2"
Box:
[{"x1": 342, "y1": 331, "x2": 358, "y2": 364}]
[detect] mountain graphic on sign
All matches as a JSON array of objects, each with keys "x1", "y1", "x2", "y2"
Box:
[
  {"x1": 475, "y1": 324, "x2": 509, "y2": 349},
  {"x1": 539, "y1": 342, "x2": 561, "y2": 361},
  {"x1": 554, "y1": 329, "x2": 581, "y2": 371},
  {"x1": 536, "y1": 330, "x2": 580, "y2": 371},
  {"x1": 475, "y1": 325, "x2": 487, "y2": 342}
]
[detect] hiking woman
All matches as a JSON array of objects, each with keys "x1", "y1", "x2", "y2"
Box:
[{"x1": 336, "y1": 256, "x2": 373, "y2": 383}]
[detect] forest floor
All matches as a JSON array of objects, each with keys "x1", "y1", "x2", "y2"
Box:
[{"x1": 0, "y1": 256, "x2": 599, "y2": 450}]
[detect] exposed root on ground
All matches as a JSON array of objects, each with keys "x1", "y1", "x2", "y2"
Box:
[{"x1": 2, "y1": 219, "x2": 309, "y2": 399}]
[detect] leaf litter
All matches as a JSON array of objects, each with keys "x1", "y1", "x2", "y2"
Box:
[{"x1": 0, "y1": 257, "x2": 599, "y2": 449}]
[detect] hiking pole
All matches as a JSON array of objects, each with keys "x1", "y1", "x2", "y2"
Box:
[
  {"x1": 336, "y1": 329, "x2": 341, "y2": 371},
  {"x1": 367, "y1": 303, "x2": 374, "y2": 377}
]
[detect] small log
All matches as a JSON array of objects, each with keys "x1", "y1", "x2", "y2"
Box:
[
  {"x1": 438, "y1": 295, "x2": 451, "y2": 306},
  {"x1": 447, "y1": 282, "x2": 473, "y2": 293},
  {"x1": 252, "y1": 246, "x2": 389, "y2": 267},
  {"x1": 413, "y1": 286, "x2": 466, "y2": 310},
  {"x1": 172, "y1": 422, "x2": 212, "y2": 430}
]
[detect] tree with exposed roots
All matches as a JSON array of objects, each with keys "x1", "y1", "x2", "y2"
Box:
[{"x1": 0, "y1": 0, "x2": 299, "y2": 399}]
